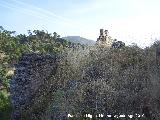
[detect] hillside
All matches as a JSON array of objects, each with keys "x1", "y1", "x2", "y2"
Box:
[
  {"x1": 1, "y1": 26, "x2": 160, "y2": 119},
  {"x1": 62, "y1": 36, "x2": 96, "y2": 45}
]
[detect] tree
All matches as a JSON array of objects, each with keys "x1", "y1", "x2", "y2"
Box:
[{"x1": 112, "y1": 39, "x2": 125, "y2": 49}]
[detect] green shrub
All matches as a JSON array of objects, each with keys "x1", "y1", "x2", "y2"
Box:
[{"x1": 0, "y1": 90, "x2": 12, "y2": 120}]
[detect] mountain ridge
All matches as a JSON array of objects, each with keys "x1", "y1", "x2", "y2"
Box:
[{"x1": 62, "y1": 36, "x2": 96, "y2": 45}]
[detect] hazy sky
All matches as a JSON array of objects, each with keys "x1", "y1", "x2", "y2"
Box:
[{"x1": 1, "y1": 0, "x2": 160, "y2": 47}]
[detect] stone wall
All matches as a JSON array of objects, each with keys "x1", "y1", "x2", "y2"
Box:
[
  {"x1": 96, "y1": 29, "x2": 113, "y2": 47},
  {"x1": 10, "y1": 53, "x2": 58, "y2": 120}
]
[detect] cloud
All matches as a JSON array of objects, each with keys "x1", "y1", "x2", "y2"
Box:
[
  {"x1": 10, "y1": 0, "x2": 72, "y2": 22},
  {"x1": 0, "y1": 1, "x2": 53, "y2": 22},
  {"x1": 71, "y1": 0, "x2": 107, "y2": 14},
  {"x1": 107, "y1": 15, "x2": 160, "y2": 47},
  {"x1": 0, "y1": 0, "x2": 73, "y2": 26},
  {"x1": 1, "y1": 0, "x2": 92, "y2": 31}
]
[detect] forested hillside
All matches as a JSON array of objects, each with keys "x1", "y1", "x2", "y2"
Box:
[
  {"x1": 0, "y1": 26, "x2": 83, "y2": 119},
  {"x1": 1, "y1": 26, "x2": 160, "y2": 119}
]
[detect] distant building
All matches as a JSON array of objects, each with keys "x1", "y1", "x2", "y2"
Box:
[{"x1": 96, "y1": 29, "x2": 113, "y2": 47}]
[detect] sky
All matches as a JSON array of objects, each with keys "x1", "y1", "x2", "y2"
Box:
[{"x1": 1, "y1": 0, "x2": 160, "y2": 48}]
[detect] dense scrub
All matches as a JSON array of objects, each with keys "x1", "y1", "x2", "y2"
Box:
[
  {"x1": 40, "y1": 43, "x2": 160, "y2": 119},
  {"x1": 0, "y1": 26, "x2": 81, "y2": 119},
  {"x1": 1, "y1": 26, "x2": 160, "y2": 119}
]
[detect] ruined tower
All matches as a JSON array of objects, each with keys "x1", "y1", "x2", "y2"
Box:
[{"x1": 96, "y1": 29, "x2": 113, "y2": 47}]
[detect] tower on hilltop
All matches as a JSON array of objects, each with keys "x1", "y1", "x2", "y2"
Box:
[{"x1": 96, "y1": 29, "x2": 113, "y2": 47}]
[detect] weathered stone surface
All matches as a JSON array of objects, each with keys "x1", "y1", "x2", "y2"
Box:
[{"x1": 96, "y1": 29, "x2": 113, "y2": 48}]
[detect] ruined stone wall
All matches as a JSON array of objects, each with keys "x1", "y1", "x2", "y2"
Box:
[
  {"x1": 10, "y1": 53, "x2": 58, "y2": 120},
  {"x1": 96, "y1": 29, "x2": 113, "y2": 47}
]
